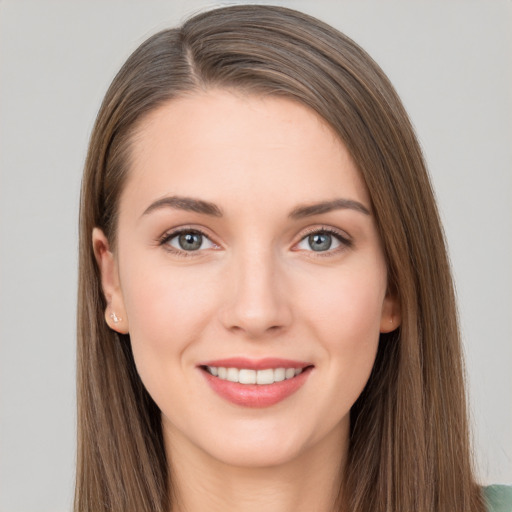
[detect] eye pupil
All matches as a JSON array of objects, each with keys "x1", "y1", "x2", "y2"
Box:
[
  {"x1": 308, "y1": 233, "x2": 332, "y2": 251},
  {"x1": 179, "y1": 232, "x2": 202, "y2": 251}
]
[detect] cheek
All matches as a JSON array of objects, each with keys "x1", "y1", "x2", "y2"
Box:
[
  {"x1": 119, "y1": 257, "x2": 219, "y2": 386},
  {"x1": 298, "y1": 263, "x2": 385, "y2": 388},
  {"x1": 301, "y1": 262, "x2": 386, "y2": 338}
]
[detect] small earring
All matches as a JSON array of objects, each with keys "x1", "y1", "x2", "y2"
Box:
[{"x1": 110, "y1": 312, "x2": 121, "y2": 324}]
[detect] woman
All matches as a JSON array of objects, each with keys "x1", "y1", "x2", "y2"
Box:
[{"x1": 75, "y1": 5, "x2": 509, "y2": 512}]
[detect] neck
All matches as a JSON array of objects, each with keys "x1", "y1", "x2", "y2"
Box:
[{"x1": 165, "y1": 423, "x2": 348, "y2": 512}]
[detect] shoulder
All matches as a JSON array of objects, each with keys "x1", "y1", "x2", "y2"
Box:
[{"x1": 483, "y1": 485, "x2": 512, "y2": 512}]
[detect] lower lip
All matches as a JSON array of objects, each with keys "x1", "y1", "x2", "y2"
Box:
[{"x1": 201, "y1": 367, "x2": 312, "y2": 408}]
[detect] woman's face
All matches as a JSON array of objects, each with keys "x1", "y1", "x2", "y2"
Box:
[{"x1": 94, "y1": 90, "x2": 399, "y2": 468}]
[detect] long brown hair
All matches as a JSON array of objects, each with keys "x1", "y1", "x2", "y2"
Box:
[{"x1": 76, "y1": 5, "x2": 485, "y2": 511}]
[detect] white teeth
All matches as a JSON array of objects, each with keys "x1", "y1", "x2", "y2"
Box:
[
  {"x1": 274, "y1": 368, "x2": 286, "y2": 382},
  {"x1": 239, "y1": 369, "x2": 256, "y2": 384},
  {"x1": 226, "y1": 367, "x2": 239, "y2": 383},
  {"x1": 256, "y1": 368, "x2": 274, "y2": 385},
  {"x1": 207, "y1": 366, "x2": 304, "y2": 385}
]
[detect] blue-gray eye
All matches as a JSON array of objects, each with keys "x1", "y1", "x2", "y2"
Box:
[
  {"x1": 308, "y1": 233, "x2": 332, "y2": 251},
  {"x1": 296, "y1": 230, "x2": 344, "y2": 252},
  {"x1": 166, "y1": 230, "x2": 216, "y2": 251},
  {"x1": 179, "y1": 232, "x2": 202, "y2": 251}
]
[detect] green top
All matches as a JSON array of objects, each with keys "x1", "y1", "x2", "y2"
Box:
[{"x1": 484, "y1": 485, "x2": 512, "y2": 512}]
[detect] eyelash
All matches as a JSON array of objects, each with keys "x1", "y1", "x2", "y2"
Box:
[
  {"x1": 297, "y1": 226, "x2": 353, "y2": 257},
  {"x1": 157, "y1": 226, "x2": 352, "y2": 258},
  {"x1": 158, "y1": 227, "x2": 217, "y2": 258}
]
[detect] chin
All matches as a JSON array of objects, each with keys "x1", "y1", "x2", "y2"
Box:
[
  {"x1": 206, "y1": 437, "x2": 307, "y2": 469},
  {"x1": 193, "y1": 414, "x2": 345, "y2": 470},
  {"x1": 165, "y1": 414, "x2": 315, "y2": 469}
]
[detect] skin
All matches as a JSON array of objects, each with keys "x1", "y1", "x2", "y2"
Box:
[{"x1": 94, "y1": 90, "x2": 400, "y2": 512}]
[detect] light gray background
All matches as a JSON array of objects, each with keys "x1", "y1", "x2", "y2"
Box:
[{"x1": 1, "y1": 1, "x2": 511, "y2": 510}]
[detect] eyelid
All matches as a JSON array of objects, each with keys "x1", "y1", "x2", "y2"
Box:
[
  {"x1": 158, "y1": 225, "x2": 221, "y2": 256},
  {"x1": 293, "y1": 225, "x2": 353, "y2": 254}
]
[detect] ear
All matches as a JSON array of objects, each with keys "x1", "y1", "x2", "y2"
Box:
[
  {"x1": 380, "y1": 288, "x2": 401, "y2": 333},
  {"x1": 92, "y1": 227, "x2": 129, "y2": 334}
]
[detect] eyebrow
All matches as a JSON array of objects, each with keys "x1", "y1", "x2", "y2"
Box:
[
  {"x1": 141, "y1": 195, "x2": 370, "y2": 219},
  {"x1": 142, "y1": 196, "x2": 223, "y2": 217},
  {"x1": 288, "y1": 198, "x2": 371, "y2": 219}
]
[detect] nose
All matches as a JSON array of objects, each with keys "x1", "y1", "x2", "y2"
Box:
[{"x1": 218, "y1": 248, "x2": 293, "y2": 339}]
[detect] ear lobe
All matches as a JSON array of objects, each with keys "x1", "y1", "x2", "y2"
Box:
[
  {"x1": 92, "y1": 227, "x2": 129, "y2": 334},
  {"x1": 380, "y1": 289, "x2": 401, "y2": 333}
]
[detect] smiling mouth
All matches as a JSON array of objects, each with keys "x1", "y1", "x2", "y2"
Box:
[
  {"x1": 199, "y1": 360, "x2": 313, "y2": 407},
  {"x1": 202, "y1": 366, "x2": 306, "y2": 385}
]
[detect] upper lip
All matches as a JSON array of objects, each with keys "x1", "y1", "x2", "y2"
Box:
[{"x1": 198, "y1": 357, "x2": 312, "y2": 370}]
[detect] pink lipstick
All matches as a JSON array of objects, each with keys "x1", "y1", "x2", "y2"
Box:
[{"x1": 198, "y1": 357, "x2": 313, "y2": 408}]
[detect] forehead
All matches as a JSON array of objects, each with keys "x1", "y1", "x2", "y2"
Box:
[{"x1": 121, "y1": 89, "x2": 370, "y2": 216}]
